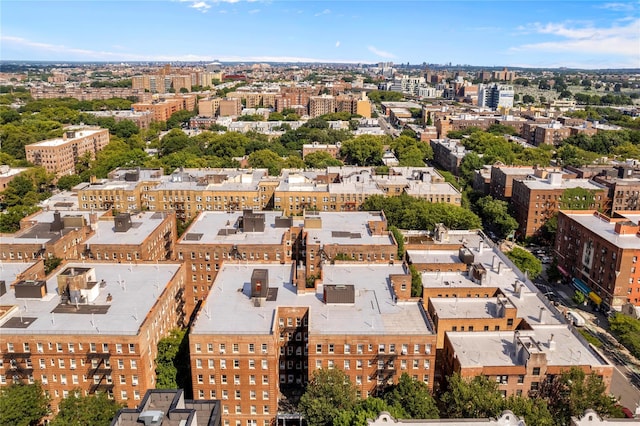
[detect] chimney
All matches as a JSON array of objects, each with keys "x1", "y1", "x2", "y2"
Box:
[
  {"x1": 513, "y1": 330, "x2": 520, "y2": 351},
  {"x1": 114, "y1": 213, "x2": 132, "y2": 233},
  {"x1": 498, "y1": 262, "x2": 504, "y2": 275},
  {"x1": 50, "y1": 211, "x2": 64, "y2": 232},
  {"x1": 548, "y1": 334, "x2": 556, "y2": 351},
  {"x1": 492, "y1": 255, "x2": 498, "y2": 271},
  {"x1": 538, "y1": 307, "x2": 545, "y2": 323},
  {"x1": 478, "y1": 240, "x2": 484, "y2": 254},
  {"x1": 514, "y1": 280, "x2": 522, "y2": 298}
]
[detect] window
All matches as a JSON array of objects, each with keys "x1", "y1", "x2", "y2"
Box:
[
  {"x1": 517, "y1": 375, "x2": 525, "y2": 384},
  {"x1": 263, "y1": 390, "x2": 269, "y2": 400},
  {"x1": 221, "y1": 375, "x2": 227, "y2": 384},
  {"x1": 249, "y1": 359, "x2": 255, "y2": 369},
  {"x1": 219, "y1": 343, "x2": 226, "y2": 353},
  {"x1": 233, "y1": 359, "x2": 240, "y2": 369},
  {"x1": 262, "y1": 360, "x2": 268, "y2": 369},
  {"x1": 344, "y1": 344, "x2": 351, "y2": 354},
  {"x1": 197, "y1": 374, "x2": 203, "y2": 384},
  {"x1": 316, "y1": 344, "x2": 322, "y2": 354},
  {"x1": 195, "y1": 343, "x2": 201, "y2": 353},
  {"x1": 130, "y1": 360, "x2": 137, "y2": 369},
  {"x1": 261, "y1": 343, "x2": 268, "y2": 354},
  {"x1": 531, "y1": 381, "x2": 539, "y2": 391},
  {"x1": 233, "y1": 343, "x2": 239, "y2": 353},
  {"x1": 120, "y1": 375, "x2": 126, "y2": 385},
  {"x1": 328, "y1": 344, "x2": 334, "y2": 354},
  {"x1": 532, "y1": 367, "x2": 541, "y2": 375},
  {"x1": 496, "y1": 375, "x2": 508, "y2": 384},
  {"x1": 220, "y1": 360, "x2": 226, "y2": 369},
  {"x1": 248, "y1": 344, "x2": 255, "y2": 353},
  {"x1": 116, "y1": 344, "x2": 123, "y2": 354},
  {"x1": 262, "y1": 375, "x2": 269, "y2": 385}
]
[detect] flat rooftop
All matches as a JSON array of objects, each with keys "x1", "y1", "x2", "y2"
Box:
[
  {"x1": 430, "y1": 297, "x2": 515, "y2": 320},
  {"x1": 191, "y1": 263, "x2": 433, "y2": 336},
  {"x1": 447, "y1": 325, "x2": 610, "y2": 368},
  {"x1": 405, "y1": 182, "x2": 460, "y2": 197},
  {"x1": 305, "y1": 212, "x2": 394, "y2": 246},
  {"x1": 27, "y1": 129, "x2": 105, "y2": 148},
  {"x1": 0, "y1": 261, "x2": 39, "y2": 284},
  {"x1": 564, "y1": 212, "x2": 640, "y2": 250},
  {"x1": 407, "y1": 250, "x2": 464, "y2": 265},
  {"x1": 84, "y1": 212, "x2": 171, "y2": 246},
  {"x1": 520, "y1": 177, "x2": 606, "y2": 191},
  {"x1": 179, "y1": 211, "x2": 293, "y2": 246},
  {"x1": 0, "y1": 262, "x2": 182, "y2": 335}
]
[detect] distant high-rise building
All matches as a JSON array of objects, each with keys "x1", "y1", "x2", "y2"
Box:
[{"x1": 478, "y1": 83, "x2": 514, "y2": 110}]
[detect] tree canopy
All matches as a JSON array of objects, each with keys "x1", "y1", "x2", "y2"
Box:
[
  {"x1": 362, "y1": 194, "x2": 482, "y2": 231},
  {"x1": 0, "y1": 382, "x2": 50, "y2": 426},
  {"x1": 505, "y1": 246, "x2": 542, "y2": 280},
  {"x1": 298, "y1": 368, "x2": 357, "y2": 426},
  {"x1": 50, "y1": 391, "x2": 123, "y2": 426}
]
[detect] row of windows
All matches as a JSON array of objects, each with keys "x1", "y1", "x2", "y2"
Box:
[
  {"x1": 196, "y1": 373, "x2": 270, "y2": 386},
  {"x1": 195, "y1": 358, "x2": 268, "y2": 370},
  {"x1": 315, "y1": 343, "x2": 431, "y2": 355},
  {"x1": 5, "y1": 342, "x2": 135, "y2": 354},
  {"x1": 194, "y1": 343, "x2": 269, "y2": 354},
  {"x1": 314, "y1": 358, "x2": 430, "y2": 370}
]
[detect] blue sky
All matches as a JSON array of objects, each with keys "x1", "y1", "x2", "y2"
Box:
[{"x1": 2, "y1": 1, "x2": 639, "y2": 69}]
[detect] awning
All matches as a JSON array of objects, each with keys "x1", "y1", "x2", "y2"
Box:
[
  {"x1": 557, "y1": 265, "x2": 569, "y2": 277},
  {"x1": 589, "y1": 291, "x2": 602, "y2": 305},
  {"x1": 572, "y1": 277, "x2": 591, "y2": 295}
]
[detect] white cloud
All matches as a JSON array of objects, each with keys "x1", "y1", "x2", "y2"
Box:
[
  {"x1": 315, "y1": 9, "x2": 330, "y2": 16},
  {"x1": 510, "y1": 19, "x2": 640, "y2": 60},
  {"x1": 596, "y1": 2, "x2": 635, "y2": 11},
  {"x1": 335, "y1": 41, "x2": 341, "y2": 48},
  {"x1": 248, "y1": 8, "x2": 260, "y2": 13},
  {"x1": 367, "y1": 45, "x2": 396, "y2": 59},
  {"x1": 190, "y1": 1, "x2": 211, "y2": 12}
]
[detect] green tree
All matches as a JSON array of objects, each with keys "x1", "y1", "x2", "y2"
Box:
[
  {"x1": 51, "y1": 391, "x2": 123, "y2": 426},
  {"x1": 298, "y1": 368, "x2": 357, "y2": 426},
  {"x1": 505, "y1": 246, "x2": 542, "y2": 280},
  {"x1": 160, "y1": 129, "x2": 191, "y2": 156},
  {"x1": 0, "y1": 205, "x2": 40, "y2": 233},
  {"x1": 475, "y1": 196, "x2": 518, "y2": 239},
  {"x1": 384, "y1": 373, "x2": 439, "y2": 418},
  {"x1": 44, "y1": 257, "x2": 63, "y2": 275},
  {"x1": 573, "y1": 290, "x2": 586, "y2": 305},
  {"x1": 56, "y1": 174, "x2": 83, "y2": 191},
  {"x1": 534, "y1": 367, "x2": 621, "y2": 425},
  {"x1": 334, "y1": 397, "x2": 405, "y2": 426},
  {"x1": 409, "y1": 264, "x2": 423, "y2": 297},
  {"x1": 390, "y1": 226, "x2": 404, "y2": 259},
  {"x1": 304, "y1": 151, "x2": 343, "y2": 169},
  {"x1": 522, "y1": 94, "x2": 535, "y2": 104},
  {"x1": 112, "y1": 120, "x2": 139, "y2": 139},
  {"x1": 248, "y1": 149, "x2": 284, "y2": 175},
  {"x1": 0, "y1": 382, "x2": 50, "y2": 426},
  {"x1": 439, "y1": 373, "x2": 504, "y2": 419},
  {"x1": 608, "y1": 313, "x2": 640, "y2": 358},
  {"x1": 503, "y1": 395, "x2": 555, "y2": 426},
  {"x1": 340, "y1": 135, "x2": 385, "y2": 166},
  {"x1": 155, "y1": 329, "x2": 191, "y2": 395}
]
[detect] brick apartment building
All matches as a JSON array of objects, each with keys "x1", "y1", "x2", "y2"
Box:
[
  {"x1": 81, "y1": 211, "x2": 177, "y2": 262},
  {"x1": 132, "y1": 94, "x2": 197, "y2": 122},
  {"x1": 0, "y1": 262, "x2": 187, "y2": 413},
  {"x1": 189, "y1": 263, "x2": 436, "y2": 426},
  {"x1": 176, "y1": 210, "x2": 296, "y2": 318},
  {"x1": 555, "y1": 210, "x2": 640, "y2": 310},
  {"x1": 510, "y1": 172, "x2": 609, "y2": 238},
  {"x1": 401, "y1": 224, "x2": 613, "y2": 395},
  {"x1": 0, "y1": 165, "x2": 28, "y2": 195},
  {"x1": 0, "y1": 210, "x2": 94, "y2": 261},
  {"x1": 25, "y1": 127, "x2": 110, "y2": 177}
]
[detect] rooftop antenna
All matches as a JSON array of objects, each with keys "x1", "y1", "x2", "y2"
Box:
[
  {"x1": 51, "y1": 312, "x2": 55, "y2": 325},
  {"x1": 90, "y1": 313, "x2": 95, "y2": 327},
  {"x1": 23, "y1": 300, "x2": 28, "y2": 312},
  {"x1": 133, "y1": 308, "x2": 138, "y2": 321}
]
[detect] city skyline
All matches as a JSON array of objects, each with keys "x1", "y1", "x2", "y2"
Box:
[{"x1": 1, "y1": 1, "x2": 639, "y2": 69}]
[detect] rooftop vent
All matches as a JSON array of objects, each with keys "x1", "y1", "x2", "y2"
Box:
[
  {"x1": 323, "y1": 284, "x2": 355, "y2": 304},
  {"x1": 138, "y1": 410, "x2": 164, "y2": 426},
  {"x1": 114, "y1": 213, "x2": 132, "y2": 233}
]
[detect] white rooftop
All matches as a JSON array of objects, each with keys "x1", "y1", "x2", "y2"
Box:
[
  {"x1": 0, "y1": 262, "x2": 183, "y2": 335},
  {"x1": 0, "y1": 261, "x2": 39, "y2": 285},
  {"x1": 563, "y1": 212, "x2": 640, "y2": 250},
  {"x1": 179, "y1": 211, "x2": 294, "y2": 246},
  {"x1": 27, "y1": 129, "x2": 105, "y2": 147},
  {"x1": 520, "y1": 176, "x2": 606, "y2": 191},
  {"x1": 191, "y1": 263, "x2": 434, "y2": 336},
  {"x1": 305, "y1": 212, "x2": 394, "y2": 246},
  {"x1": 84, "y1": 212, "x2": 171, "y2": 246},
  {"x1": 447, "y1": 325, "x2": 610, "y2": 368}
]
